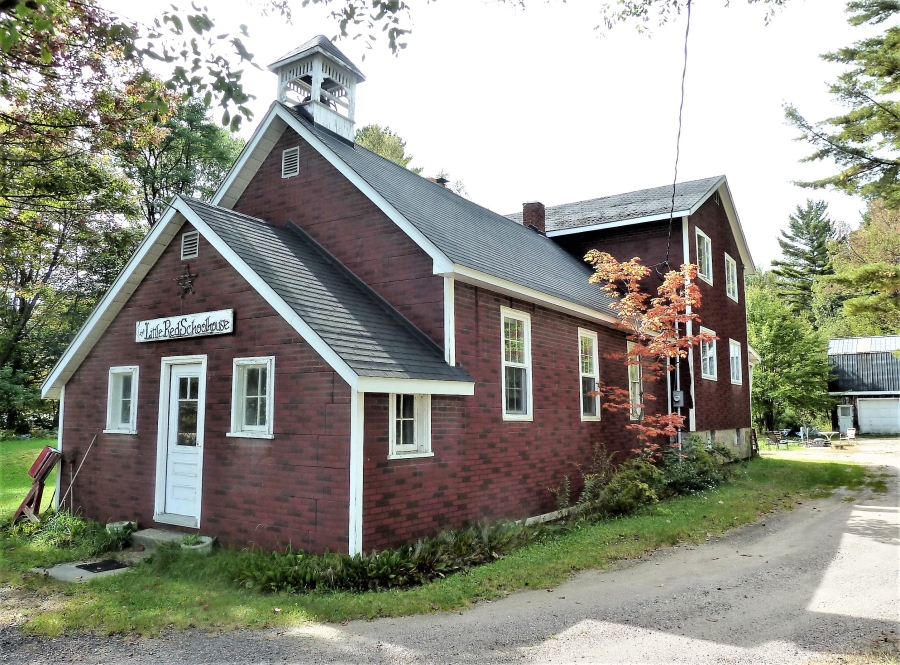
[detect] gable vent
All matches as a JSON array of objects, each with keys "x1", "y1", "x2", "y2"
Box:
[
  {"x1": 282, "y1": 146, "x2": 300, "y2": 178},
  {"x1": 181, "y1": 231, "x2": 199, "y2": 260}
]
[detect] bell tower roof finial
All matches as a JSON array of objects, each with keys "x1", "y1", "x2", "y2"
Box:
[{"x1": 268, "y1": 35, "x2": 365, "y2": 141}]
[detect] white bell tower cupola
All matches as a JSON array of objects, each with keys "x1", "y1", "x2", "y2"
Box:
[{"x1": 268, "y1": 35, "x2": 365, "y2": 142}]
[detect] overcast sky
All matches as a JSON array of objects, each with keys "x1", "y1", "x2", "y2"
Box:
[{"x1": 102, "y1": 0, "x2": 875, "y2": 268}]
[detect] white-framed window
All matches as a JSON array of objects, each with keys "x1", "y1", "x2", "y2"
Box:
[
  {"x1": 228, "y1": 356, "x2": 275, "y2": 438},
  {"x1": 729, "y1": 339, "x2": 742, "y2": 385},
  {"x1": 626, "y1": 341, "x2": 643, "y2": 421},
  {"x1": 282, "y1": 146, "x2": 300, "y2": 178},
  {"x1": 725, "y1": 253, "x2": 738, "y2": 302},
  {"x1": 578, "y1": 329, "x2": 600, "y2": 420},
  {"x1": 389, "y1": 393, "x2": 433, "y2": 458},
  {"x1": 501, "y1": 307, "x2": 533, "y2": 420},
  {"x1": 181, "y1": 231, "x2": 199, "y2": 260},
  {"x1": 105, "y1": 366, "x2": 139, "y2": 434},
  {"x1": 696, "y1": 227, "x2": 713, "y2": 285},
  {"x1": 700, "y1": 327, "x2": 717, "y2": 380}
]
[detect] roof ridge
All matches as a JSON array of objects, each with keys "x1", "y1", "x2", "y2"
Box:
[{"x1": 284, "y1": 220, "x2": 465, "y2": 371}]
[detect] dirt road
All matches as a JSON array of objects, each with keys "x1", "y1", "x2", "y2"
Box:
[{"x1": 4, "y1": 441, "x2": 898, "y2": 664}]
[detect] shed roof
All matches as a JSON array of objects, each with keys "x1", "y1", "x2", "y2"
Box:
[
  {"x1": 828, "y1": 336, "x2": 900, "y2": 356},
  {"x1": 183, "y1": 197, "x2": 471, "y2": 382},
  {"x1": 504, "y1": 176, "x2": 725, "y2": 233}
]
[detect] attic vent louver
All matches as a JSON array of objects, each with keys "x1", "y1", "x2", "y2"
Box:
[
  {"x1": 181, "y1": 231, "x2": 199, "y2": 260},
  {"x1": 282, "y1": 146, "x2": 300, "y2": 178}
]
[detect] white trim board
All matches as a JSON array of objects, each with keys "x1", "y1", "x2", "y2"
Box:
[{"x1": 348, "y1": 390, "x2": 364, "y2": 555}]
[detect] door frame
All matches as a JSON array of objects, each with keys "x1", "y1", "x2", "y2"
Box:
[{"x1": 154, "y1": 354, "x2": 208, "y2": 528}]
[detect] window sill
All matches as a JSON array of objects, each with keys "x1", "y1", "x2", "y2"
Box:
[
  {"x1": 226, "y1": 431, "x2": 274, "y2": 439},
  {"x1": 503, "y1": 414, "x2": 533, "y2": 422},
  {"x1": 727, "y1": 293, "x2": 739, "y2": 303},
  {"x1": 103, "y1": 429, "x2": 136, "y2": 435},
  {"x1": 698, "y1": 274, "x2": 713, "y2": 286},
  {"x1": 731, "y1": 380, "x2": 743, "y2": 386},
  {"x1": 580, "y1": 415, "x2": 602, "y2": 422},
  {"x1": 701, "y1": 374, "x2": 718, "y2": 381},
  {"x1": 388, "y1": 451, "x2": 434, "y2": 460}
]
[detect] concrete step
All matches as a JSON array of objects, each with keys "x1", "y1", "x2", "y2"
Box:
[{"x1": 131, "y1": 528, "x2": 184, "y2": 551}]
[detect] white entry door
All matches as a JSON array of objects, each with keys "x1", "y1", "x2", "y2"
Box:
[
  {"x1": 837, "y1": 405, "x2": 854, "y2": 434},
  {"x1": 158, "y1": 361, "x2": 206, "y2": 525}
]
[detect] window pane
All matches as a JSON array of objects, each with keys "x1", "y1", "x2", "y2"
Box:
[
  {"x1": 400, "y1": 394, "x2": 415, "y2": 419},
  {"x1": 581, "y1": 376, "x2": 596, "y2": 416},
  {"x1": 245, "y1": 368, "x2": 260, "y2": 397},
  {"x1": 505, "y1": 366, "x2": 526, "y2": 414},
  {"x1": 189, "y1": 377, "x2": 199, "y2": 400},
  {"x1": 401, "y1": 418, "x2": 415, "y2": 446},
  {"x1": 258, "y1": 394, "x2": 268, "y2": 425},
  {"x1": 504, "y1": 318, "x2": 524, "y2": 364},
  {"x1": 177, "y1": 401, "x2": 198, "y2": 446},
  {"x1": 245, "y1": 396, "x2": 259, "y2": 427},
  {"x1": 580, "y1": 336, "x2": 594, "y2": 375},
  {"x1": 258, "y1": 367, "x2": 268, "y2": 396},
  {"x1": 120, "y1": 398, "x2": 131, "y2": 426},
  {"x1": 179, "y1": 376, "x2": 189, "y2": 400},
  {"x1": 121, "y1": 374, "x2": 132, "y2": 400}
]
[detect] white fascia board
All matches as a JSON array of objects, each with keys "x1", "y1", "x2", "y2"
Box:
[
  {"x1": 440, "y1": 265, "x2": 620, "y2": 328},
  {"x1": 213, "y1": 103, "x2": 454, "y2": 275},
  {"x1": 174, "y1": 198, "x2": 360, "y2": 391},
  {"x1": 829, "y1": 391, "x2": 900, "y2": 396},
  {"x1": 717, "y1": 179, "x2": 756, "y2": 275},
  {"x1": 546, "y1": 209, "x2": 693, "y2": 238},
  {"x1": 41, "y1": 204, "x2": 185, "y2": 399},
  {"x1": 356, "y1": 376, "x2": 474, "y2": 396}
]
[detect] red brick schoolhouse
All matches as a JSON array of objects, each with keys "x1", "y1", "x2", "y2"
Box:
[{"x1": 42, "y1": 36, "x2": 756, "y2": 554}]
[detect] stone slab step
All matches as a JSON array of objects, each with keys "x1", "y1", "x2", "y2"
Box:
[{"x1": 131, "y1": 528, "x2": 184, "y2": 551}]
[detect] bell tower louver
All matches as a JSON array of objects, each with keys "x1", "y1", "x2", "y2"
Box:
[{"x1": 268, "y1": 35, "x2": 365, "y2": 141}]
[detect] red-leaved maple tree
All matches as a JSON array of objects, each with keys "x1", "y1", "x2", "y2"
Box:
[{"x1": 585, "y1": 250, "x2": 717, "y2": 459}]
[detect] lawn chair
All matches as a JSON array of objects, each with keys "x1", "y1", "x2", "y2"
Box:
[
  {"x1": 836, "y1": 428, "x2": 857, "y2": 449},
  {"x1": 765, "y1": 431, "x2": 788, "y2": 450}
]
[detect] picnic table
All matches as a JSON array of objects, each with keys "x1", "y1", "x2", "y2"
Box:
[{"x1": 818, "y1": 431, "x2": 839, "y2": 444}]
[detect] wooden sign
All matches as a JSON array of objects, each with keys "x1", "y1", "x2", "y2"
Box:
[{"x1": 136, "y1": 309, "x2": 233, "y2": 343}]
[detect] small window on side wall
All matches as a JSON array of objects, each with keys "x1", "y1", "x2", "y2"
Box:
[
  {"x1": 626, "y1": 341, "x2": 644, "y2": 421},
  {"x1": 696, "y1": 228, "x2": 713, "y2": 284},
  {"x1": 105, "y1": 366, "x2": 139, "y2": 434},
  {"x1": 729, "y1": 339, "x2": 742, "y2": 384},
  {"x1": 282, "y1": 146, "x2": 300, "y2": 178},
  {"x1": 389, "y1": 393, "x2": 432, "y2": 458},
  {"x1": 502, "y1": 307, "x2": 533, "y2": 420},
  {"x1": 228, "y1": 357, "x2": 275, "y2": 438},
  {"x1": 725, "y1": 253, "x2": 738, "y2": 302},
  {"x1": 578, "y1": 329, "x2": 600, "y2": 420},
  {"x1": 700, "y1": 327, "x2": 717, "y2": 380}
]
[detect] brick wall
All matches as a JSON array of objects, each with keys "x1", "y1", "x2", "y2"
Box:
[
  {"x1": 360, "y1": 282, "x2": 663, "y2": 551},
  {"x1": 60, "y1": 222, "x2": 351, "y2": 553},
  {"x1": 232, "y1": 127, "x2": 445, "y2": 348}
]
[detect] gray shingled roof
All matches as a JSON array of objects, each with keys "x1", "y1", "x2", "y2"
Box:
[
  {"x1": 268, "y1": 35, "x2": 365, "y2": 81},
  {"x1": 183, "y1": 197, "x2": 471, "y2": 382},
  {"x1": 505, "y1": 176, "x2": 724, "y2": 233},
  {"x1": 282, "y1": 104, "x2": 619, "y2": 319},
  {"x1": 828, "y1": 336, "x2": 900, "y2": 356}
]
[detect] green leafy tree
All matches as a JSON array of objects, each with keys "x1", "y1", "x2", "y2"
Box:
[
  {"x1": 786, "y1": 1, "x2": 900, "y2": 206},
  {"x1": 117, "y1": 100, "x2": 245, "y2": 227},
  {"x1": 354, "y1": 124, "x2": 422, "y2": 174},
  {"x1": 747, "y1": 271, "x2": 833, "y2": 432},
  {"x1": 770, "y1": 200, "x2": 835, "y2": 319}
]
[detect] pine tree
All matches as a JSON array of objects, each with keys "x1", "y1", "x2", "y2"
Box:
[{"x1": 771, "y1": 200, "x2": 835, "y2": 318}]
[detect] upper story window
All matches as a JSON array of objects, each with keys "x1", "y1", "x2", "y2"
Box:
[
  {"x1": 730, "y1": 339, "x2": 743, "y2": 384},
  {"x1": 725, "y1": 253, "x2": 738, "y2": 302},
  {"x1": 389, "y1": 393, "x2": 432, "y2": 458},
  {"x1": 228, "y1": 357, "x2": 275, "y2": 439},
  {"x1": 181, "y1": 231, "x2": 199, "y2": 260},
  {"x1": 700, "y1": 327, "x2": 717, "y2": 381},
  {"x1": 282, "y1": 146, "x2": 300, "y2": 178},
  {"x1": 696, "y1": 227, "x2": 713, "y2": 285},
  {"x1": 501, "y1": 307, "x2": 532, "y2": 420},
  {"x1": 579, "y1": 329, "x2": 600, "y2": 420},
  {"x1": 627, "y1": 341, "x2": 643, "y2": 421},
  {"x1": 105, "y1": 366, "x2": 139, "y2": 434}
]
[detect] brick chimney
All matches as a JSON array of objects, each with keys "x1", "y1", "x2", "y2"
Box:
[{"x1": 523, "y1": 201, "x2": 545, "y2": 233}]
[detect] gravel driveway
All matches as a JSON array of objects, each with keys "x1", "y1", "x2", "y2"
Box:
[{"x1": 3, "y1": 441, "x2": 898, "y2": 665}]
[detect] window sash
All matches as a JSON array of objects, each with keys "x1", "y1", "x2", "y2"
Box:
[
  {"x1": 730, "y1": 340, "x2": 742, "y2": 384},
  {"x1": 230, "y1": 357, "x2": 275, "y2": 437},
  {"x1": 725, "y1": 254, "x2": 738, "y2": 300},
  {"x1": 389, "y1": 393, "x2": 431, "y2": 456},
  {"x1": 579, "y1": 330, "x2": 600, "y2": 419},
  {"x1": 696, "y1": 230, "x2": 712, "y2": 282},
  {"x1": 106, "y1": 367, "x2": 138, "y2": 433},
  {"x1": 626, "y1": 342, "x2": 643, "y2": 421},
  {"x1": 502, "y1": 309, "x2": 532, "y2": 419},
  {"x1": 700, "y1": 329, "x2": 717, "y2": 379}
]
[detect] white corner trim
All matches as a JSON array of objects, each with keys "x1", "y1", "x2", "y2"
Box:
[
  {"x1": 348, "y1": 391, "x2": 364, "y2": 556},
  {"x1": 41, "y1": 205, "x2": 185, "y2": 399},
  {"x1": 174, "y1": 199, "x2": 360, "y2": 391},
  {"x1": 355, "y1": 376, "x2": 474, "y2": 395},
  {"x1": 682, "y1": 216, "x2": 696, "y2": 432},
  {"x1": 444, "y1": 276, "x2": 456, "y2": 366},
  {"x1": 54, "y1": 385, "x2": 64, "y2": 509},
  {"x1": 443, "y1": 265, "x2": 619, "y2": 328}
]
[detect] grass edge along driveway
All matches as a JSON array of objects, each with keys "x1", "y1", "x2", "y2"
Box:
[{"x1": 2, "y1": 453, "x2": 871, "y2": 637}]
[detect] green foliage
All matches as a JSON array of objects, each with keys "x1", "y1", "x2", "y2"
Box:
[
  {"x1": 657, "y1": 435, "x2": 736, "y2": 495},
  {"x1": 181, "y1": 533, "x2": 203, "y2": 546},
  {"x1": 598, "y1": 459, "x2": 660, "y2": 515},
  {"x1": 771, "y1": 200, "x2": 835, "y2": 319},
  {"x1": 747, "y1": 272, "x2": 833, "y2": 431},
  {"x1": 6, "y1": 511, "x2": 129, "y2": 555},
  {"x1": 234, "y1": 521, "x2": 541, "y2": 594},
  {"x1": 599, "y1": 0, "x2": 788, "y2": 32},
  {"x1": 354, "y1": 124, "x2": 422, "y2": 174},
  {"x1": 786, "y1": 1, "x2": 900, "y2": 206}
]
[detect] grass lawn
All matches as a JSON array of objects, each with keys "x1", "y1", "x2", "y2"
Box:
[
  {"x1": 0, "y1": 437, "x2": 57, "y2": 519},
  {"x1": 0, "y1": 438, "x2": 872, "y2": 637}
]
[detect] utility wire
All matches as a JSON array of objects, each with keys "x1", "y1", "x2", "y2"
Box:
[{"x1": 658, "y1": 0, "x2": 692, "y2": 276}]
